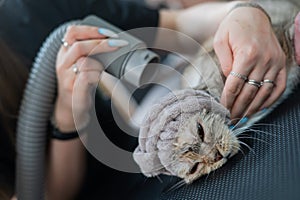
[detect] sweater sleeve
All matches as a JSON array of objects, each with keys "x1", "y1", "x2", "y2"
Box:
[
  {"x1": 82, "y1": 0, "x2": 160, "y2": 30},
  {"x1": 0, "y1": 131, "x2": 15, "y2": 199},
  {"x1": 0, "y1": 0, "x2": 159, "y2": 63}
]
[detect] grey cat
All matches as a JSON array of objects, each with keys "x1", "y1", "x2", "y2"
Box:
[{"x1": 133, "y1": 1, "x2": 300, "y2": 184}]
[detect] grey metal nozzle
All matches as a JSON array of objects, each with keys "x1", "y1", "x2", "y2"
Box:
[{"x1": 82, "y1": 15, "x2": 160, "y2": 87}]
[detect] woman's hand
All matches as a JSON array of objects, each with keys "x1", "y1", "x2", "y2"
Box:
[
  {"x1": 49, "y1": 25, "x2": 129, "y2": 200},
  {"x1": 54, "y1": 25, "x2": 128, "y2": 132},
  {"x1": 295, "y1": 11, "x2": 300, "y2": 65},
  {"x1": 214, "y1": 5, "x2": 286, "y2": 122}
]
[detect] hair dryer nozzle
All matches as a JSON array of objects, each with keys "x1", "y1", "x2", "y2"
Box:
[{"x1": 82, "y1": 15, "x2": 160, "y2": 87}]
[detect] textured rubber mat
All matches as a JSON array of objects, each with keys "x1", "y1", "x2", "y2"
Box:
[{"x1": 160, "y1": 85, "x2": 300, "y2": 200}]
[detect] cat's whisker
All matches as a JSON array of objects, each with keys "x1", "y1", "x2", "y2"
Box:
[
  {"x1": 204, "y1": 171, "x2": 211, "y2": 182},
  {"x1": 165, "y1": 179, "x2": 187, "y2": 193},
  {"x1": 231, "y1": 143, "x2": 242, "y2": 151},
  {"x1": 232, "y1": 130, "x2": 245, "y2": 136},
  {"x1": 236, "y1": 132, "x2": 251, "y2": 137},
  {"x1": 142, "y1": 177, "x2": 150, "y2": 184},
  {"x1": 231, "y1": 144, "x2": 245, "y2": 156},
  {"x1": 237, "y1": 140, "x2": 255, "y2": 155},
  {"x1": 233, "y1": 130, "x2": 249, "y2": 137},
  {"x1": 232, "y1": 122, "x2": 282, "y2": 137},
  {"x1": 247, "y1": 128, "x2": 276, "y2": 137},
  {"x1": 155, "y1": 175, "x2": 163, "y2": 183},
  {"x1": 237, "y1": 129, "x2": 264, "y2": 138},
  {"x1": 232, "y1": 127, "x2": 252, "y2": 136},
  {"x1": 151, "y1": 164, "x2": 167, "y2": 172},
  {"x1": 238, "y1": 136, "x2": 269, "y2": 144},
  {"x1": 211, "y1": 168, "x2": 217, "y2": 178},
  {"x1": 251, "y1": 123, "x2": 283, "y2": 128}
]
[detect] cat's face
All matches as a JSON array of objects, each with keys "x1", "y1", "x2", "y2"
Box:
[{"x1": 169, "y1": 110, "x2": 240, "y2": 183}]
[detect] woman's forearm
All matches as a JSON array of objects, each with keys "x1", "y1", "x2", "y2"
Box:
[
  {"x1": 158, "y1": 1, "x2": 246, "y2": 44},
  {"x1": 46, "y1": 138, "x2": 86, "y2": 200}
]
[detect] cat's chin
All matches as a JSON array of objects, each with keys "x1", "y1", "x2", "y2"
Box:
[{"x1": 182, "y1": 158, "x2": 228, "y2": 184}]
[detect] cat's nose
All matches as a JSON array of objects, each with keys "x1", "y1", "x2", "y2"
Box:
[{"x1": 214, "y1": 150, "x2": 223, "y2": 162}]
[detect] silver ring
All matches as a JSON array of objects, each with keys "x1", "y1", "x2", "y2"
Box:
[
  {"x1": 61, "y1": 38, "x2": 70, "y2": 48},
  {"x1": 247, "y1": 79, "x2": 262, "y2": 88},
  {"x1": 261, "y1": 79, "x2": 276, "y2": 86},
  {"x1": 72, "y1": 64, "x2": 79, "y2": 75},
  {"x1": 230, "y1": 71, "x2": 248, "y2": 81}
]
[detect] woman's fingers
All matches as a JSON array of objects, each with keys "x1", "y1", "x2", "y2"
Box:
[
  {"x1": 58, "y1": 38, "x2": 128, "y2": 70},
  {"x1": 64, "y1": 57, "x2": 104, "y2": 91},
  {"x1": 63, "y1": 25, "x2": 118, "y2": 45},
  {"x1": 72, "y1": 69, "x2": 102, "y2": 129},
  {"x1": 57, "y1": 56, "x2": 103, "y2": 99},
  {"x1": 259, "y1": 68, "x2": 286, "y2": 110},
  {"x1": 73, "y1": 70, "x2": 102, "y2": 107},
  {"x1": 213, "y1": 32, "x2": 233, "y2": 77},
  {"x1": 227, "y1": 61, "x2": 286, "y2": 120},
  {"x1": 73, "y1": 58, "x2": 103, "y2": 109},
  {"x1": 220, "y1": 47, "x2": 258, "y2": 112},
  {"x1": 230, "y1": 81, "x2": 260, "y2": 120},
  {"x1": 221, "y1": 54, "x2": 283, "y2": 120},
  {"x1": 57, "y1": 25, "x2": 128, "y2": 71},
  {"x1": 221, "y1": 74, "x2": 245, "y2": 112},
  {"x1": 54, "y1": 25, "x2": 127, "y2": 130},
  {"x1": 73, "y1": 57, "x2": 104, "y2": 74},
  {"x1": 229, "y1": 59, "x2": 269, "y2": 118},
  {"x1": 244, "y1": 74, "x2": 276, "y2": 116},
  {"x1": 57, "y1": 24, "x2": 128, "y2": 94}
]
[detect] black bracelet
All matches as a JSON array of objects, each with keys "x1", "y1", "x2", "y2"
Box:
[
  {"x1": 51, "y1": 125, "x2": 80, "y2": 140},
  {"x1": 49, "y1": 114, "x2": 80, "y2": 141}
]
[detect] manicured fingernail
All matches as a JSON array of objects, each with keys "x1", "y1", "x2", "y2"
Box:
[
  {"x1": 108, "y1": 39, "x2": 129, "y2": 47},
  {"x1": 240, "y1": 117, "x2": 248, "y2": 124},
  {"x1": 229, "y1": 125, "x2": 235, "y2": 130},
  {"x1": 261, "y1": 108, "x2": 268, "y2": 113},
  {"x1": 98, "y1": 28, "x2": 118, "y2": 38}
]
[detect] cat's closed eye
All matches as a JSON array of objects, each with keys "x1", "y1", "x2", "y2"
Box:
[
  {"x1": 189, "y1": 162, "x2": 200, "y2": 174},
  {"x1": 197, "y1": 122, "x2": 204, "y2": 141}
]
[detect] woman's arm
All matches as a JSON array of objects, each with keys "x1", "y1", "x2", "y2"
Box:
[
  {"x1": 158, "y1": 1, "x2": 242, "y2": 44},
  {"x1": 46, "y1": 138, "x2": 85, "y2": 200},
  {"x1": 45, "y1": 25, "x2": 128, "y2": 200}
]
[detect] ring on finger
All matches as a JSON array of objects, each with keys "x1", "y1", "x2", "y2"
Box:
[
  {"x1": 247, "y1": 79, "x2": 262, "y2": 88},
  {"x1": 230, "y1": 71, "x2": 248, "y2": 81},
  {"x1": 261, "y1": 79, "x2": 276, "y2": 87},
  {"x1": 61, "y1": 38, "x2": 71, "y2": 48},
  {"x1": 72, "y1": 64, "x2": 80, "y2": 75}
]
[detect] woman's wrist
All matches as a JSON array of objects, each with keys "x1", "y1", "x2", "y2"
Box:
[
  {"x1": 159, "y1": 9, "x2": 179, "y2": 30},
  {"x1": 54, "y1": 99, "x2": 76, "y2": 133},
  {"x1": 227, "y1": 1, "x2": 271, "y2": 24},
  {"x1": 54, "y1": 95, "x2": 90, "y2": 133}
]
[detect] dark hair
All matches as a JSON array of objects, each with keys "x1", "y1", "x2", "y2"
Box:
[
  {"x1": 0, "y1": 38, "x2": 28, "y2": 198},
  {"x1": 0, "y1": 189, "x2": 11, "y2": 200},
  {"x1": 0, "y1": 38, "x2": 28, "y2": 142}
]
